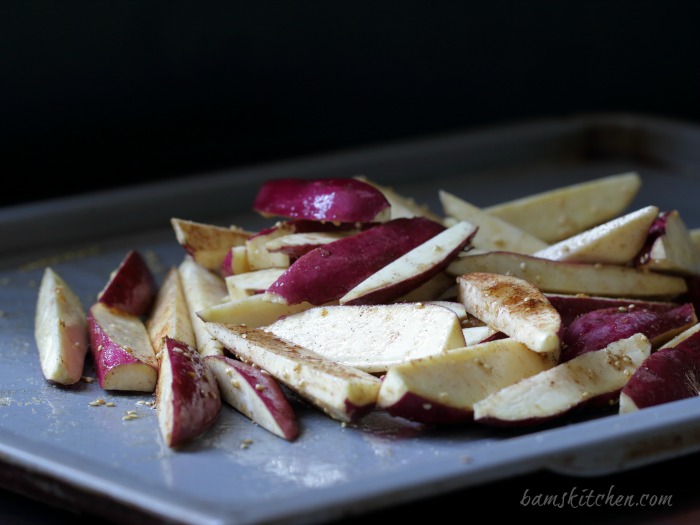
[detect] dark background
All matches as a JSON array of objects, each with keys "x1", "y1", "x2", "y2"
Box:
[{"x1": 2, "y1": 0, "x2": 700, "y2": 207}]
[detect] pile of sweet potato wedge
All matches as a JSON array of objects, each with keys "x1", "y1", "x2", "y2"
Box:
[{"x1": 35, "y1": 172, "x2": 700, "y2": 447}]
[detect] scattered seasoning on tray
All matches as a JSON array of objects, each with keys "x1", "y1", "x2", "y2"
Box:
[
  {"x1": 19, "y1": 246, "x2": 101, "y2": 272},
  {"x1": 123, "y1": 410, "x2": 139, "y2": 421}
]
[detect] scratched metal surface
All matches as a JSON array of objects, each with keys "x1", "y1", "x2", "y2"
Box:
[{"x1": 2, "y1": 114, "x2": 700, "y2": 525}]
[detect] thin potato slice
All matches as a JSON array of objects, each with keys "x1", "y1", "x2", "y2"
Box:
[
  {"x1": 439, "y1": 190, "x2": 548, "y2": 254},
  {"x1": 484, "y1": 172, "x2": 642, "y2": 242}
]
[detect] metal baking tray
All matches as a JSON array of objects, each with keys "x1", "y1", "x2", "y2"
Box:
[{"x1": 2, "y1": 112, "x2": 700, "y2": 525}]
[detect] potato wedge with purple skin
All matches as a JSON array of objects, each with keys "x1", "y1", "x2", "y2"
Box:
[
  {"x1": 220, "y1": 246, "x2": 251, "y2": 278},
  {"x1": 545, "y1": 293, "x2": 685, "y2": 326},
  {"x1": 473, "y1": 333, "x2": 651, "y2": 427},
  {"x1": 560, "y1": 302, "x2": 697, "y2": 363},
  {"x1": 171, "y1": 218, "x2": 252, "y2": 272},
  {"x1": 267, "y1": 217, "x2": 446, "y2": 306},
  {"x1": 378, "y1": 338, "x2": 554, "y2": 425},
  {"x1": 88, "y1": 302, "x2": 159, "y2": 392},
  {"x1": 635, "y1": 210, "x2": 700, "y2": 276},
  {"x1": 659, "y1": 321, "x2": 700, "y2": 349},
  {"x1": 34, "y1": 267, "x2": 89, "y2": 385},
  {"x1": 205, "y1": 355, "x2": 299, "y2": 441},
  {"x1": 339, "y1": 221, "x2": 477, "y2": 306},
  {"x1": 156, "y1": 337, "x2": 221, "y2": 448},
  {"x1": 252, "y1": 177, "x2": 391, "y2": 223},
  {"x1": 97, "y1": 250, "x2": 157, "y2": 317},
  {"x1": 619, "y1": 328, "x2": 700, "y2": 414},
  {"x1": 205, "y1": 323, "x2": 381, "y2": 423},
  {"x1": 446, "y1": 251, "x2": 688, "y2": 299}
]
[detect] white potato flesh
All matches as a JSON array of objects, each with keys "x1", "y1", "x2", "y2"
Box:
[
  {"x1": 457, "y1": 272, "x2": 561, "y2": 356},
  {"x1": 462, "y1": 326, "x2": 498, "y2": 346},
  {"x1": 204, "y1": 324, "x2": 381, "y2": 423},
  {"x1": 228, "y1": 246, "x2": 252, "y2": 275},
  {"x1": 265, "y1": 232, "x2": 352, "y2": 252},
  {"x1": 178, "y1": 256, "x2": 229, "y2": 357},
  {"x1": 197, "y1": 292, "x2": 314, "y2": 327},
  {"x1": 484, "y1": 172, "x2": 642, "y2": 242},
  {"x1": 473, "y1": 333, "x2": 651, "y2": 424},
  {"x1": 423, "y1": 300, "x2": 467, "y2": 320},
  {"x1": 245, "y1": 228, "x2": 291, "y2": 270},
  {"x1": 533, "y1": 205, "x2": 659, "y2": 264},
  {"x1": 34, "y1": 267, "x2": 88, "y2": 385},
  {"x1": 225, "y1": 268, "x2": 286, "y2": 300},
  {"x1": 264, "y1": 303, "x2": 466, "y2": 373},
  {"x1": 439, "y1": 190, "x2": 549, "y2": 254},
  {"x1": 146, "y1": 267, "x2": 196, "y2": 358}
]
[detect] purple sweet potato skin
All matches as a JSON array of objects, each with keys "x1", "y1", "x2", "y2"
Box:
[
  {"x1": 546, "y1": 294, "x2": 680, "y2": 327},
  {"x1": 87, "y1": 309, "x2": 140, "y2": 387},
  {"x1": 161, "y1": 337, "x2": 221, "y2": 447},
  {"x1": 622, "y1": 333, "x2": 700, "y2": 410},
  {"x1": 342, "y1": 226, "x2": 477, "y2": 306},
  {"x1": 98, "y1": 250, "x2": 157, "y2": 317},
  {"x1": 205, "y1": 355, "x2": 300, "y2": 441},
  {"x1": 560, "y1": 304, "x2": 696, "y2": 363},
  {"x1": 267, "y1": 217, "x2": 446, "y2": 305},
  {"x1": 383, "y1": 391, "x2": 474, "y2": 425},
  {"x1": 252, "y1": 178, "x2": 390, "y2": 223}
]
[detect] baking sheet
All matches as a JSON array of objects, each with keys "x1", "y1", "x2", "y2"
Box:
[{"x1": 2, "y1": 113, "x2": 700, "y2": 525}]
